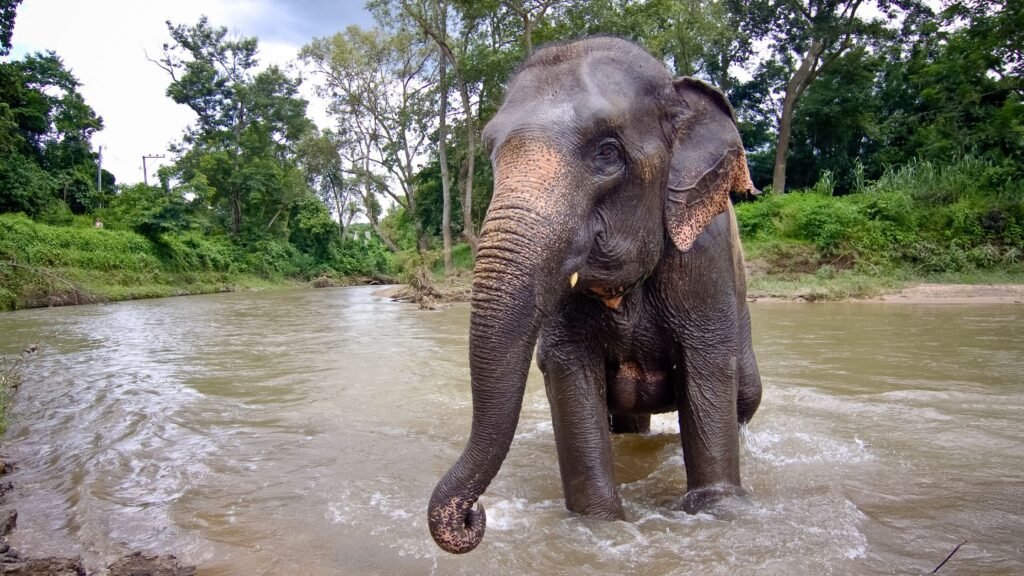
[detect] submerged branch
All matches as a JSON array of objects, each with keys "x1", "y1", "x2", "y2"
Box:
[{"x1": 931, "y1": 540, "x2": 967, "y2": 573}]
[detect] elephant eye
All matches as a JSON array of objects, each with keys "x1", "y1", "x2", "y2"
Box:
[{"x1": 593, "y1": 140, "x2": 624, "y2": 176}]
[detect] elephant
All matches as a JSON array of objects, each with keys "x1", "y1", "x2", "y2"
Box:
[{"x1": 428, "y1": 36, "x2": 762, "y2": 554}]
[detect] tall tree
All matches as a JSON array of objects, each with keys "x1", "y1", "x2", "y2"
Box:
[
  {"x1": 397, "y1": 0, "x2": 493, "y2": 263},
  {"x1": 0, "y1": 51, "x2": 106, "y2": 215},
  {"x1": 153, "y1": 17, "x2": 313, "y2": 237},
  {"x1": 301, "y1": 25, "x2": 436, "y2": 252},
  {"x1": 297, "y1": 130, "x2": 360, "y2": 240},
  {"x1": 557, "y1": 0, "x2": 752, "y2": 89},
  {"x1": 504, "y1": 0, "x2": 567, "y2": 56},
  {"x1": 740, "y1": 0, "x2": 924, "y2": 192},
  {"x1": 0, "y1": 0, "x2": 22, "y2": 56},
  {"x1": 875, "y1": 1, "x2": 1022, "y2": 177}
]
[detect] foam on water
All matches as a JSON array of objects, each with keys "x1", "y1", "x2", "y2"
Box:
[{"x1": 742, "y1": 425, "x2": 872, "y2": 465}]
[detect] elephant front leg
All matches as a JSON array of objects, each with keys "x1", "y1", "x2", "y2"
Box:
[
  {"x1": 540, "y1": 342, "x2": 624, "y2": 520},
  {"x1": 676, "y1": 341, "x2": 744, "y2": 513}
]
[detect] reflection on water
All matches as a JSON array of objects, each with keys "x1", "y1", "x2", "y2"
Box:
[{"x1": 0, "y1": 288, "x2": 1021, "y2": 575}]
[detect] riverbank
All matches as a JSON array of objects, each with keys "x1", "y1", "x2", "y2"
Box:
[
  {"x1": 0, "y1": 213, "x2": 395, "y2": 312},
  {"x1": 0, "y1": 263, "x2": 394, "y2": 312},
  {"x1": 377, "y1": 269, "x2": 1024, "y2": 306}
]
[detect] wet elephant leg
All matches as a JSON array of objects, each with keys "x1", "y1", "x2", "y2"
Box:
[
  {"x1": 736, "y1": 301, "x2": 762, "y2": 424},
  {"x1": 539, "y1": 332, "x2": 624, "y2": 520},
  {"x1": 675, "y1": 340, "x2": 743, "y2": 512}
]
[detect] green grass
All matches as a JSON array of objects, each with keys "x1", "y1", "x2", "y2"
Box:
[
  {"x1": 744, "y1": 265, "x2": 908, "y2": 300},
  {"x1": 0, "y1": 213, "x2": 309, "y2": 311},
  {"x1": 733, "y1": 155, "x2": 1023, "y2": 299}
]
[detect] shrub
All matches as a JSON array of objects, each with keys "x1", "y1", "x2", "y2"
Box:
[
  {"x1": 735, "y1": 193, "x2": 783, "y2": 238},
  {"x1": 775, "y1": 193, "x2": 867, "y2": 256},
  {"x1": 334, "y1": 239, "x2": 394, "y2": 277},
  {"x1": 0, "y1": 213, "x2": 161, "y2": 272},
  {"x1": 155, "y1": 232, "x2": 235, "y2": 272},
  {"x1": 237, "y1": 239, "x2": 306, "y2": 278}
]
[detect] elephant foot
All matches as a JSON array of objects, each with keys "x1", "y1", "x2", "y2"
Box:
[
  {"x1": 679, "y1": 483, "x2": 750, "y2": 516},
  {"x1": 610, "y1": 414, "x2": 651, "y2": 434}
]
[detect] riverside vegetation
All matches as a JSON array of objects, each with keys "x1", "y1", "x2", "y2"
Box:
[{"x1": 1, "y1": 1, "x2": 1021, "y2": 310}]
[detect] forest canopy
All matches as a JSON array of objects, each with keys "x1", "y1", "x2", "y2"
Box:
[{"x1": 0, "y1": 0, "x2": 1020, "y2": 305}]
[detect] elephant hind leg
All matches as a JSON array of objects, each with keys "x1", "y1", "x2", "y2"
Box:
[
  {"x1": 610, "y1": 414, "x2": 651, "y2": 434},
  {"x1": 736, "y1": 319, "x2": 761, "y2": 424}
]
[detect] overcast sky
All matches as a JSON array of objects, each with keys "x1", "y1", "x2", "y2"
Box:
[{"x1": 7, "y1": 0, "x2": 374, "y2": 184}]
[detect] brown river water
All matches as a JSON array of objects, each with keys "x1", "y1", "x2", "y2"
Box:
[{"x1": 0, "y1": 286, "x2": 1021, "y2": 575}]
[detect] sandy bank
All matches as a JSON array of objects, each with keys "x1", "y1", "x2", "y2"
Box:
[{"x1": 376, "y1": 281, "x2": 1024, "y2": 305}]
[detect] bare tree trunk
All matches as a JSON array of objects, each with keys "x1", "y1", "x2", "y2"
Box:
[
  {"x1": 522, "y1": 14, "x2": 534, "y2": 55},
  {"x1": 362, "y1": 153, "x2": 400, "y2": 253},
  {"x1": 438, "y1": 46, "x2": 454, "y2": 274},
  {"x1": 771, "y1": 40, "x2": 823, "y2": 194},
  {"x1": 458, "y1": 79, "x2": 479, "y2": 257},
  {"x1": 232, "y1": 194, "x2": 242, "y2": 235},
  {"x1": 330, "y1": 177, "x2": 345, "y2": 238}
]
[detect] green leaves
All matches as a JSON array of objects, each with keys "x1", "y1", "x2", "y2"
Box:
[
  {"x1": 0, "y1": 51, "x2": 105, "y2": 215},
  {"x1": 157, "y1": 17, "x2": 313, "y2": 238}
]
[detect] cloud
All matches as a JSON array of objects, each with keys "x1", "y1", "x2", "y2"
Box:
[{"x1": 7, "y1": 0, "x2": 369, "y2": 184}]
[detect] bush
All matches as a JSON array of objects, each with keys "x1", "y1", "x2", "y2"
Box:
[
  {"x1": 155, "y1": 231, "x2": 235, "y2": 272},
  {"x1": 334, "y1": 239, "x2": 393, "y2": 277},
  {"x1": 237, "y1": 239, "x2": 307, "y2": 278},
  {"x1": 735, "y1": 155, "x2": 1023, "y2": 277},
  {"x1": 0, "y1": 213, "x2": 161, "y2": 272},
  {"x1": 735, "y1": 193, "x2": 783, "y2": 238},
  {"x1": 775, "y1": 192, "x2": 867, "y2": 256}
]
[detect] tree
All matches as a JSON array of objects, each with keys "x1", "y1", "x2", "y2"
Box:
[
  {"x1": 396, "y1": 0, "x2": 489, "y2": 268},
  {"x1": 504, "y1": 0, "x2": 567, "y2": 56},
  {"x1": 874, "y1": 0, "x2": 1022, "y2": 180},
  {"x1": 301, "y1": 25, "x2": 435, "y2": 252},
  {"x1": 153, "y1": 17, "x2": 313, "y2": 237},
  {"x1": 0, "y1": 51, "x2": 106, "y2": 215},
  {"x1": 297, "y1": 130, "x2": 360, "y2": 240},
  {"x1": 556, "y1": 0, "x2": 751, "y2": 89},
  {"x1": 0, "y1": 0, "x2": 22, "y2": 56},
  {"x1": 740, "y1": 0, "x2": 926, "y2": 192},
  {"x1": 785, "y1": 46, "x2": 883, "y2": 192}
]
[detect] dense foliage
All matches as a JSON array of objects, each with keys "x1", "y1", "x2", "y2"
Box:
[{"x1": 0, "y1": 1, "x2": 1020, "y2": 309}]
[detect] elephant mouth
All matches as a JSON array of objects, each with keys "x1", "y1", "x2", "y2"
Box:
[{"x1": 587, "y1": 285, "x2": 628, "y2": 310}]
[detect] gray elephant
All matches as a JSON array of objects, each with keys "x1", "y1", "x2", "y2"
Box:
[{"x1": 428, "y1": 36, "x2": 762, "y2": 554}]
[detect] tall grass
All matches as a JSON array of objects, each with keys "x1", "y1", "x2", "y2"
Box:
[
  {"x1": 735, "y1": 156, "x2": 1024, "y2": 282},
  {"x1": 0, "y1": 213, "x2": 161, "y2": 272}
]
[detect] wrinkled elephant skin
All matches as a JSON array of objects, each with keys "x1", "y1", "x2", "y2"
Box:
[{"x1": 428, "y1": 36, "x2": 762, "y2": 554}]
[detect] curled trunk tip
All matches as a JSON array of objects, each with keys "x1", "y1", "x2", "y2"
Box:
[{"x1": 428, "y1": 493, "x2": 487, "y2": 554}]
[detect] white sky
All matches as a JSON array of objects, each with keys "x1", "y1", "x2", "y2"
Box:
[{"x1": 7, "y1": 0, "x2": 373, "y2": 184}]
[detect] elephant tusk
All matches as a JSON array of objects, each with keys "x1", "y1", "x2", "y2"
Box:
[{"x1": 569, "y1": 272, "x2": 579, "y2": 288}]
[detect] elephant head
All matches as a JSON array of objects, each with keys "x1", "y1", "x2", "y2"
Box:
[{"x1": 428, "y1": 36, "x2": 754, "y2": 554}]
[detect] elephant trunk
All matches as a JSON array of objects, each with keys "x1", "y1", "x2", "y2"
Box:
[{"x1": 428, "y1": 140, "x2": 575, "y2": 554}]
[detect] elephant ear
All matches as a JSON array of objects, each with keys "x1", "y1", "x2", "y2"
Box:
[{"x1": 665, "y1": 77, "x2": 756, "y2": 252}]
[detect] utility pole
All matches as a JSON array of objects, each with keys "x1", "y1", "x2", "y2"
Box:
[
  {"x1": 142, "y1": 154, "x2": 166, "y2": 186},
  {"x1": 96, "y1": 145, "x2": 103, "y2": 193}
]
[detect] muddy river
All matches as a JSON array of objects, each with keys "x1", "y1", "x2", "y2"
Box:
[{"x1": 0, "y1": 286, "x2": 1021, "y2": 574}]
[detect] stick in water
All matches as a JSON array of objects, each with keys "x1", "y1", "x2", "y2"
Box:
[{"x1": 931, "y1": 540, "x2": 967, "y2": 573}]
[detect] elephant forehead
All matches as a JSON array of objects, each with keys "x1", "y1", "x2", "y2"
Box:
[
  {"x1": 484, "y1": 97, "x2": 576, "y2": 148},
  {"x1": 493, "y1": 139, "x2": 566, "y2": 189},
  {"x1": 489, "y1": 55, "x2": 667, "y2": 149}
]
